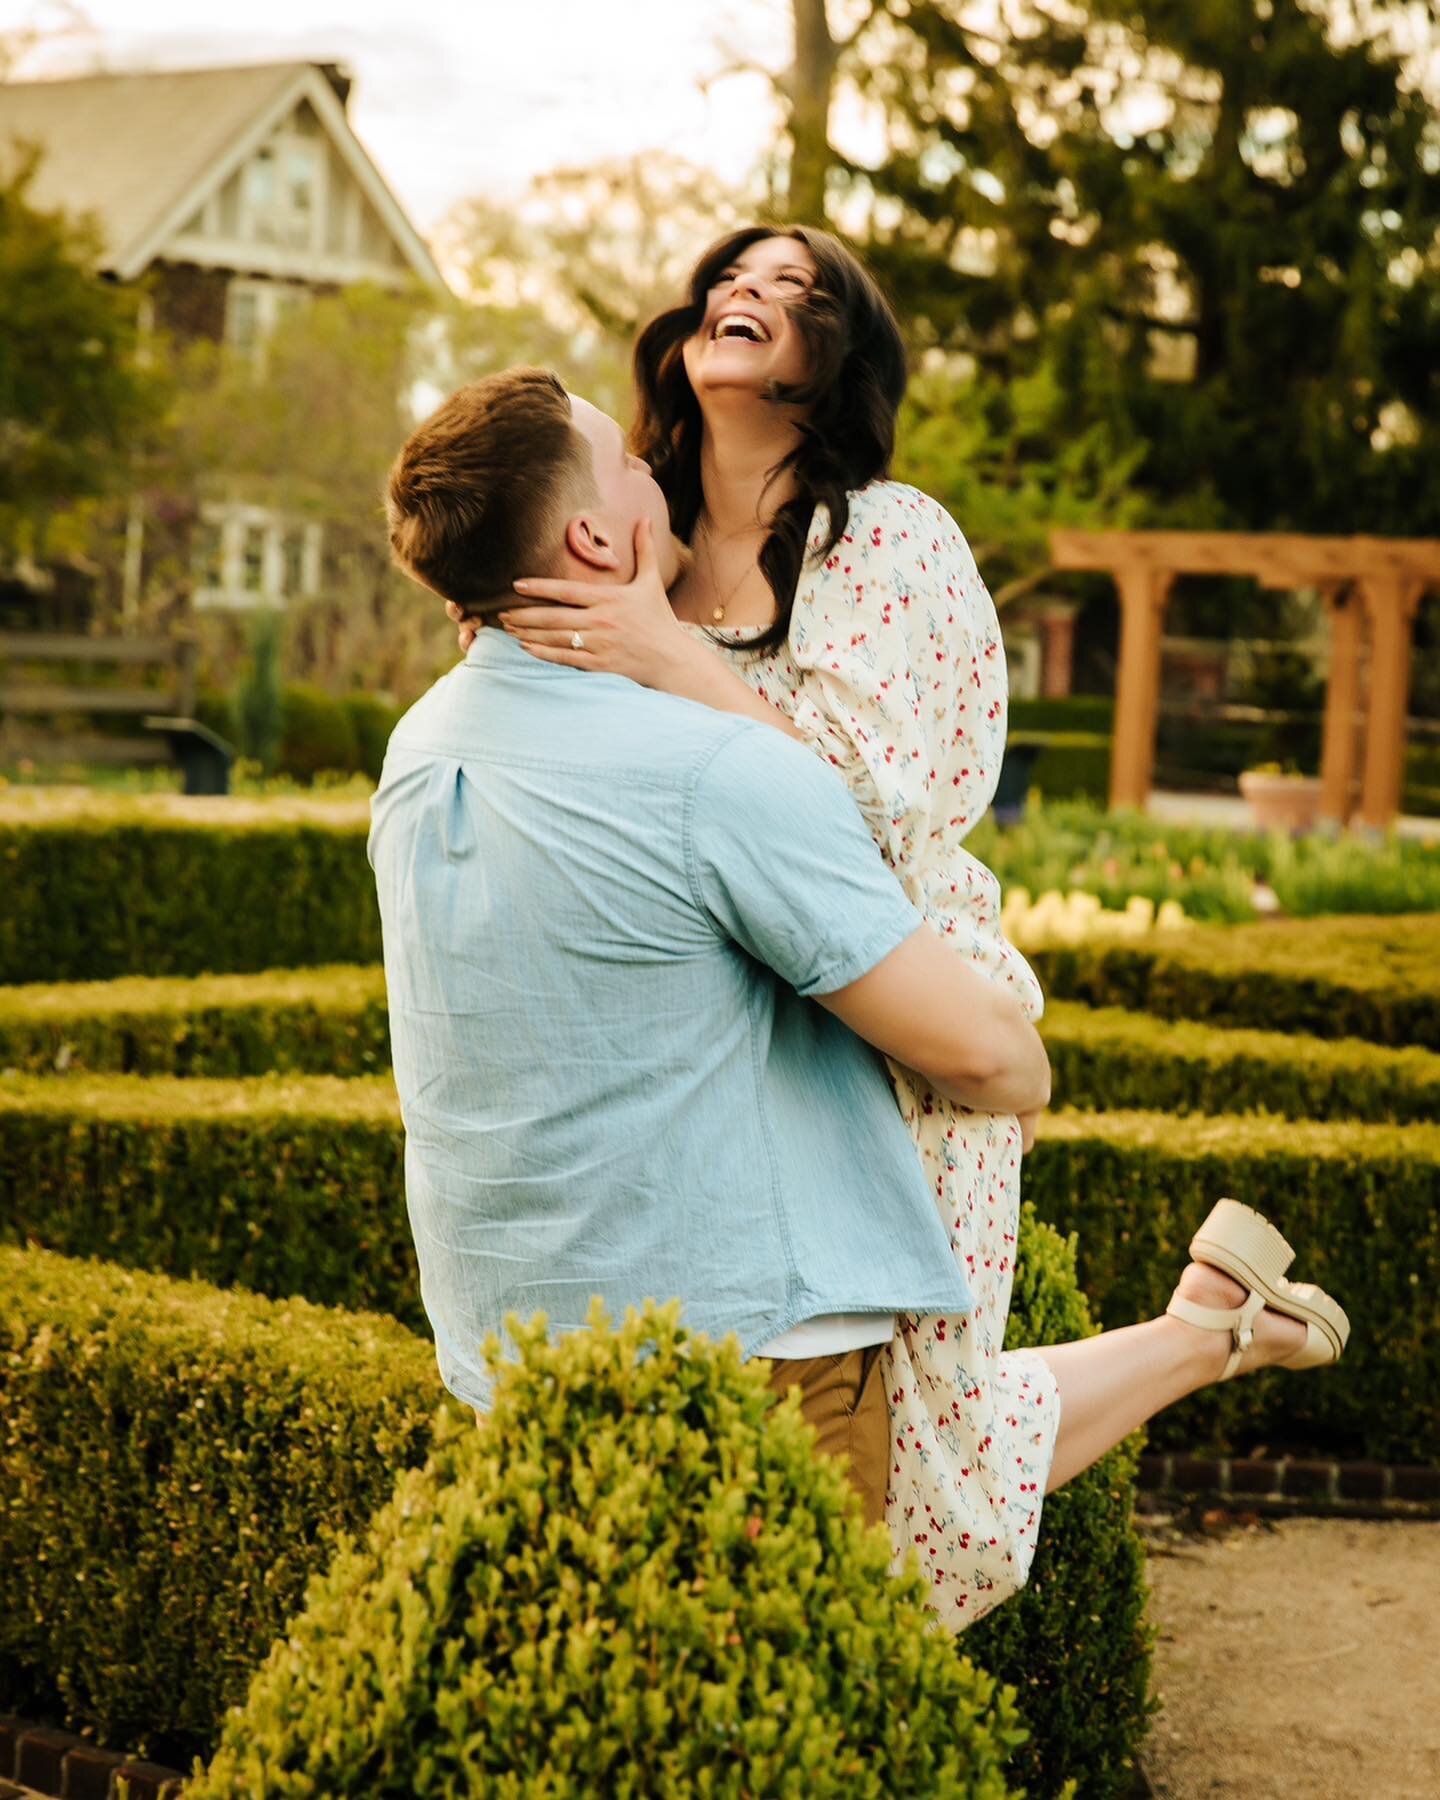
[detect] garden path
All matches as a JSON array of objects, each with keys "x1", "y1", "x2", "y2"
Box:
[{"x1": 1139, "y1": 1514, "x2": 1440, "y2": 1797}]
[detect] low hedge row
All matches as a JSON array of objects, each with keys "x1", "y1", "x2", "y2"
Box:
[
  {"x1": 15, "y1": 969, "x2": 1436, "y2": 1125},
  {"x1": 0, "y1": 966, "x2": 389, "y2": 1076},
  {"x1": 0, "y1": 1073, "x2": 417, "y2": 1326},
  {"x1": 0, "y1": 817, "x2": 378, "y2": 984},
  {"x1": 0, "y1": 1223, "x2": 1151, "y2": 1796},
  {"x1": 1024, "y1": 1110, "x2": 1440, "y2": 1464},
  {"x1": 0, "y1": 1246, "x2": 446, "y2": 1765},
  {"x1": 1041, "y1": 999, "x2": 1440, "y2": 1124},
  {"x1": 1011, "y1": 731, "x2": 1110, "y2": 804},
  {"x1": 4, "y1": 1072, "x2": 1434, "y2": 1464},
  {"x1": 1034, "y1": 913, "x2": 1440, "y2": 1049}
]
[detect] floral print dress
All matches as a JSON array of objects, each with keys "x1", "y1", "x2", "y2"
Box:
[{"x1": 695, "y1": 480, "x2": 1062, "y2": 1632}]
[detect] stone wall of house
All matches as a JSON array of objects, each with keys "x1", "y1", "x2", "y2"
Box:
[{"x1": 151, "y1": 263, "x2": 230, "y2": 345}]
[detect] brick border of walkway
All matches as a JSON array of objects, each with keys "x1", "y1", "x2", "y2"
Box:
[
  {"x1": 0, "y1": 1720, "x2": 185, "y2": 1799},
  {"x1": 1138, "y1": 1452, "x2": 1440, "y2": 1518}
]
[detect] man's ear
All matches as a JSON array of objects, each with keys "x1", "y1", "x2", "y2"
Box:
[{"x1": 563, "y1": 513, "x2": 623, "y2": 574}]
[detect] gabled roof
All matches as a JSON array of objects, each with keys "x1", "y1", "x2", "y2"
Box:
[{"x1": 0, "y1": 61, "x2": 444, "y2": 288}]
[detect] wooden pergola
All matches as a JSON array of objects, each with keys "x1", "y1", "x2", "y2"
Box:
[{"x1": 1048, "y1": 530, "x2": 1440, "y2": 829}]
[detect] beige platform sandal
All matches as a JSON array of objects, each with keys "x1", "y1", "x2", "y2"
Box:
[{"x1": 1165, "y1": 1198, "x2": 1350, "y2": 1381}]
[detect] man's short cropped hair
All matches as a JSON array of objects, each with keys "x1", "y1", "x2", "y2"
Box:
[{"x1": 385, "y1": 367, "x2": 595, "y2": 617}]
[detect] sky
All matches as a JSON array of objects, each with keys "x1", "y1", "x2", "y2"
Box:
[{"x1": 0, "y1": 0, "x2": 795, "y2": 231}]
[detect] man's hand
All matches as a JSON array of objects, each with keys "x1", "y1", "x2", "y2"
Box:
[{"x1": 496, "y1": 517, "x2": 697, "y2": 690}]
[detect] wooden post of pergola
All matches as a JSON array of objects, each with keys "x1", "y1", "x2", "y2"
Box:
[
  {"x1": 1048, "y1": 530, "x2": 1440, "y2": 828},
  {"x1": 1318, "y1": 584, "x2": 1361, "y2": 826},
  {"x1": 1356, "y1": 574, "x2": 1427, "y2": 829}
]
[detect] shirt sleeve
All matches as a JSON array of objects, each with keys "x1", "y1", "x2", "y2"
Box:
[
  {"x1": 785, "y1": 486, "x2": 1002, "y2": 878},
  {"x1": 688, "y1": 723, "x2": 925, "y2": 997}
]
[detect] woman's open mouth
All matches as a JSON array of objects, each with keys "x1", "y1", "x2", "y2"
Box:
[{"x1": 711, "y1": 311, "x2": 772, "y2": 344}]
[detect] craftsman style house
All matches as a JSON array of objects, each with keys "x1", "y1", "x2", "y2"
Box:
[{"x1": 0, "y1": 61, "x2": 444, "y2": 611}]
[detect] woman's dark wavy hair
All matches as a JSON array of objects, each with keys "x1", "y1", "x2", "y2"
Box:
[{"x1": 631, "y1": 225, "x2": 908, "y2": 655}]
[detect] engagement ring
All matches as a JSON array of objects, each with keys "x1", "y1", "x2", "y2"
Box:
[{"x1": 570, "y1": 631, "x2": 586, "y2": 651}]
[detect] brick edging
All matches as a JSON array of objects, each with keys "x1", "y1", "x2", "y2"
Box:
[
  {"x1": 0, "y1": 1719, "x2": 185, "y2": 1799},
  {"x1": 1137, "y1": 1452, "x2": 1440, "y2": 1517}
]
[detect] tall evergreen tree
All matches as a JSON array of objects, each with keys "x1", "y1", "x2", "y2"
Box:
[
  {"x1": 829, "y1": 0, "x2": 1440, "y2": 534},
  {"x1": 0, "y1": 148, "x2": 161, "y2": 553}
]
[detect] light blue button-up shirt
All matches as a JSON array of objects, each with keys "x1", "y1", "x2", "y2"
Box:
[{"x1": 368, "y1": 629, "x2": 973, "y2": 1409}]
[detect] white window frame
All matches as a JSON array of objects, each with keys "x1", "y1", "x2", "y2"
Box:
[
  {"x1": 193, "y1": 503, "x2": 324, "y2": 611},
  {"x1": 238, "y1": 128, "x2": 327, "y2": 254},
  {"x1": 224, "y1": 278, "x2": 309, "y2": 370}
]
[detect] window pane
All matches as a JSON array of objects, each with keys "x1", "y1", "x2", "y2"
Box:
[
  {"x1": 242, "y1": 524, "x2": 267, "y2": 593},
  {"x1": 227, "y1": 287, "x2": 259, "y2": 353},
  {"x1": 281, "y1": 527, "x2": 305, "y2": 597},
  {"x1": 195, "y1": 520, "x2": 224, "y2": 590},
  {"x1": 285, "y1": 147, "x2": 317, "y2": 247},
  {"x1": 248, "y1": 149, "x2": 277, "y2": 242}
]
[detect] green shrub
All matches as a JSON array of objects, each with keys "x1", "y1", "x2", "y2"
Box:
[
  {"x1": 192, "y1": 1301, "x2": 1026, "y2": 1800},
  {"x1": 1041, "y1": 999, "x2": 1440, "y2": 1123},
  {"x1": 0, "y1": 816, "x2": 379, "y2": 983},
  {"x1": 1009, "y1": 698, "x2": 1115, "y2": 734},
  {"x1": 969, "y1": 1205, "x2": 1152, "y2": 1799},
  {"x1": 277, "y1": 683, "x2": 360, "y2": 782},
  {"x1": 1012, "y1": 731, "x2": 1111, "y2": 804},
  {"x1": 0, "y1": 1225, "x2": 1151, "y2": 1794},
  {"x1": 193, "y1": 687, "x2": 238, "y2": 746},
  {"x1": 0, "y1": 965, "x2": 389, "y2": 1075},
  {"x1": 342, "y1": 693, "x2": 403, "y2": 784},
  {"x1": 1405, "y1": 743, "x2": 1440, "y2": 818},
  {"x1": 239, "y1": 611, "x2": 286, "y2": 773},
  {"x1": 0, "y1": 1072, "x2": 418, "y2": 1325},
  {"x1": 1033, "y1": 914, "x2": 1440, "y2": 1048},
  {"x1": 1027, "y1": 1109, "x2": 1440, "y2": 1463},
  {"x1": 0, "y1": 1245, "x2": 447, "y2": 1762}
]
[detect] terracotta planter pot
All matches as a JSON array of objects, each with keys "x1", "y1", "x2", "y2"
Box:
[{"x1": 1238, "y1": 770, "x2": 1324, "y2": 834}]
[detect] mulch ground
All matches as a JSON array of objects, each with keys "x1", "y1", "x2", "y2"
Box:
[{"x1": 1138, "y1": 1513, "x2": 1440, "y2": 1798}]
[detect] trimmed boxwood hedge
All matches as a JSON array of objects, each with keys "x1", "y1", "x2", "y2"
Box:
[
  {"x1": 192, "y1": 1302, "x2": 1025, "y2": 1800},
  {"x1": 5, "y1": 1073, "x2": 1430, "y2": 1466},
  {"x1": 1027, "y1": 1109, "x2": 1440, "y2": 1464},
  {"x1": 0, "y1": 1073, "x2": 417, "y2": 1326},
  {"x1": 0, "y1": 816, "x2": 377, "y2": 984},
  {"x1": 1042, "y1": 999, "x2": 1440, "y2": 1124},
  {"x1": 0, "y1": 1246, "x2": 448, "y2": 1764},
  {"x1": 0, "y1": 1227, "x2": 1151, "y2": 1796},
  {"x1": 0, "y1": 966, "x2": 389, "y2": 1076},
  {"x1": 1034, "y1": 913, "x2": 1440, "y2": 1049},
  {"x1": 9, "y1": 971, "x2": 1439, "y2": 1128},
  {"x1": 9, "y1": 967, "x2": 1437, "y2": 1129}
]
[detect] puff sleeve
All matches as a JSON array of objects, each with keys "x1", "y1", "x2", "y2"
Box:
[{"x1": 785, "y1": 484, "x2": 1007, "y2": 890}]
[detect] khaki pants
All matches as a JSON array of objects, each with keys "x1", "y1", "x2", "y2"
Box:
[{"x1": 759, "y1": 1342, "x2": 889, "y2": 1529}]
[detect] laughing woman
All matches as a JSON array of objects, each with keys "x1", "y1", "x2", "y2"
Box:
[{"x1": 456, "y1": 226, "x2": 1349, "y2": 1631}]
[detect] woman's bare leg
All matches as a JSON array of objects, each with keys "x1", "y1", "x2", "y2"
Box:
[{"x1": 1036, "y1": 1261, "x2": 1307, "y2": 1493}]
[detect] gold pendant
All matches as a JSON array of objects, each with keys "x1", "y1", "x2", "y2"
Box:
[{"x1": 712, "y1": 606, "x2": 726, "y2": 623}]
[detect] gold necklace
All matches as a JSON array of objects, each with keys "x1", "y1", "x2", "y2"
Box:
[{"x1": 697, "y1": 518, "x2": 763, "y2": 624}]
